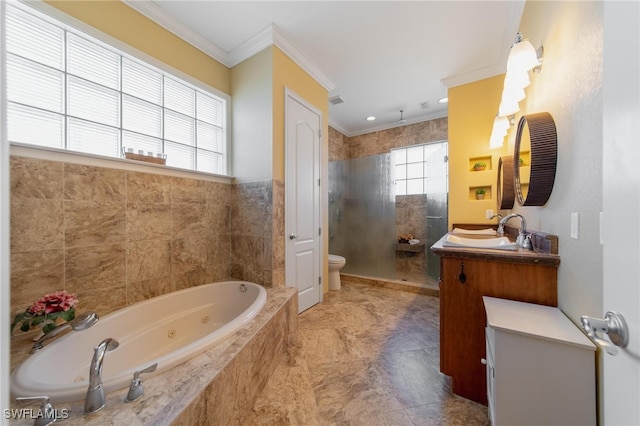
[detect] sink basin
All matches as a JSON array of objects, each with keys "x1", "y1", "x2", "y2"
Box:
[{"x1": 442, "y1": 234, "x2": 518, "y2": 250}]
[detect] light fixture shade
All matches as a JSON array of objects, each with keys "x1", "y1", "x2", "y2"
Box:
[
  {"x1": 504, "y1": 69, "x2": 530, "y2": 91},
  {"x1": 498, "y1": 97, "x2": 520, "y2": 117},
  {"x1": 489, "y1": 116, "x2": 510, "y2": 148},
  {"x1": 502, "y1": 83, "x2": 526, "y2": 104},
  {"x1": 507, "y1": 39, "x2": 539, "y2": 73}
]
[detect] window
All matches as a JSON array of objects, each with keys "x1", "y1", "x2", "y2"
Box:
[
  {"x1": 5, "y1": 3, "x2": 228, "y2": 175},
  {"x1": 393, "y1": 142, "x2": 448, "y2": 195}
]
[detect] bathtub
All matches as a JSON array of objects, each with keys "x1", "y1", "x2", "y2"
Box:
[{"x1": 11, "y1": 281, "x2": 267, "y2": 404}]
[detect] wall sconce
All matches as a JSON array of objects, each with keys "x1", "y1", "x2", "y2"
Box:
[{"x1": 489, "y1": 32, "x2": 544, "y2": 149}]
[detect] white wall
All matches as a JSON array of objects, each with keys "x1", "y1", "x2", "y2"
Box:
[
  {"x1": 1, "y1": 0, "x2": 10, "y2": 414},
  {"x1": 512, "y1": 1, "x2": 603, "y2": 322},
  {"x1": 230, "y1": 48, "x2": 274, "y2": 183}
]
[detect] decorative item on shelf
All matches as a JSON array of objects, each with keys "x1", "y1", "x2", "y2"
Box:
[
  {"x1": 476, "y1": 188, "x2": 486, "y2": 200},
  {"x1": 11, "y1": 291, "x2": 78, "y2": 339},
  {"x1": 473, "y1": 162, "x2": 487, "y2": 171},
  {"x1": 398, "y1": 233, "x2": 414, "y2": 243},
  {"x1": 122, "y1": 147, "x2": 167, "y2": 165}
]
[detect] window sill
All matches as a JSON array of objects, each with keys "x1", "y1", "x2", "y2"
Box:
[{"x1": 10, "y1": 143, "x2": 234, "y2": 184}]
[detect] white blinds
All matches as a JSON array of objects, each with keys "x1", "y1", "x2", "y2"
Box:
[{"x1": 5, "y1": 3, "x2": 227, "y2": 175}]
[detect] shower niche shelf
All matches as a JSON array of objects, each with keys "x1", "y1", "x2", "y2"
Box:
[
  {"x1": 469, "y1": 156, "x2": 492, "y2": 172},
  {"x1": 469, "y1": 186, "x2": 492, "y2": 201},
  {"x1": 396, "y1": 242, "x2": 425, "y2": 252}
]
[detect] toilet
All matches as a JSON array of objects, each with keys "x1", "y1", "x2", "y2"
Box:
[{"x1": 328, "y1": 254, "x2": 347, "y2": 290}]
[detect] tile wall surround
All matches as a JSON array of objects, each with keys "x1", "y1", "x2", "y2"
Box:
[
  {"x1": 230, "y1": 179, "x2": 285, "y2": 288},
  {"x1": 330, "y1": 117, "x2": 448, "y2": 161},
  {"x1": 9, "y1": 155, "x2": 284, "y2": 324}
]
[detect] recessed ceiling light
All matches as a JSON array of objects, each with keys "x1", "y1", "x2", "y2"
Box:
[
  {"x1": 366, "y1": 116, "x2": 376, "y2": 121},
  {"x1": 438, "y1": 97, "x2": 449, "y2": 104}
]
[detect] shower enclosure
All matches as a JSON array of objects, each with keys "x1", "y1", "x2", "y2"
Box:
[
  {"x1": 329, "y1": 154, "x2": 396, "y2": 279},
  {"x1": 329, "y1": 141, "x2": 448, "y2": 286}
]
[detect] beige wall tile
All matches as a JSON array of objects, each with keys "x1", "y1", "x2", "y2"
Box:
[
  {"x1": 64, "y1": 200, "x2": 126, "y2": 248},
  {"x1": 171, "y1": 177, "x2": 207, "y2": 204},
  {"x1": 10, "y1": 250, "x2": 64, "y2": 314},
  {"x1": 11, "y1": 198, "x2": 64, "y2": 252},
  {"x1": 10, "y1": 157, "x2": 63, "y2": 199},
  {"x1": 128, "y1": 275, "x2": 172, "y2": 304},
  {"x1": 9, "y1": 154, "x2": 273, "y2": 322},
  {"x1": 126, "y1": 171, "x2": 172, "y2": 204},
  {"x1": 172, "y1": 267, "x2": 207, "y2": 291},
  {"x1": 172, "y1": 233, "x2": 208, "y2": 276},
  {"x1": 65, "y1": 243, "x2": 126, "y2": 292},
  {"x1": 172, "y1": 203, "x2": 207, "y2": 239},
  {"x1": 126, "y1": 202, "x2": 172, "y2": 242},
  {"x1": 64, "y1": 164, "x2": 125, "y2": 201},
  {"x1": 72, "y1": 283, "x2": 127, "y2": 317},
  {"x1": 127, "y1": 239, "x2": 172, "y2": 282}
]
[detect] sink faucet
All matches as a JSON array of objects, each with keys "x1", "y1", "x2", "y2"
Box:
[
  {"x1": 84, "y1": 338, "x2": 119, "y2": 414},
  {"x1": 30, "y1": 311, "x2": 99, "y2": 354},
  {"x1": 497, "y1": 213, "x2": 532, "y2": 249}
]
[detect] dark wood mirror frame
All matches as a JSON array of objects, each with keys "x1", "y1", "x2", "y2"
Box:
[
  {"x1": 497, "y1": 156, "x2": 515, "y2": 210},
  {"x1": 514, "y1": 112, "x2": 558, "y2": 206}
]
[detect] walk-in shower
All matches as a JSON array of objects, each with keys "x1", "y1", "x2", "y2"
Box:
[{"x1": 329, "y1": 141, "x2": 448, "y2": 287}]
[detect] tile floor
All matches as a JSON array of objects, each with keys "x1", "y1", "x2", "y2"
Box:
[{"x1": 246, "y1": 282, "x2": 490, "y2": 425}]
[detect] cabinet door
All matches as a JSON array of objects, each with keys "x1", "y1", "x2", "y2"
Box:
[{"x1": 440, "y1": 257, "x2": 558, "y2": 404}]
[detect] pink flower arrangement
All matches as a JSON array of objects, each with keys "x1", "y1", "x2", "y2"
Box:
[{"x1": 11, "y1": 291, "x2": 78, "y2": 334}]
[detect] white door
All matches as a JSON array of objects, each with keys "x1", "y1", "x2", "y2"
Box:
[
  {"x1": 285, "y1": 89, "x2": 322, "y2": 313},
  {"x1": 602, "y1": 2, "x2": 640, "y2": 424}
]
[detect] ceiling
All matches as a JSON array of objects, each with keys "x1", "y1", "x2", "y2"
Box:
[{"x1": 127, "y1": 1, "x2": 525, "y2": 136}]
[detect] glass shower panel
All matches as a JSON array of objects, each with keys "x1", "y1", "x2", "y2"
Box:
[
  {"x1": 425, "y1": 142, "x2": 449, "y2": 283},
  {"x1": 329, "y1": 154, "x2": 396, "y2": 280}
]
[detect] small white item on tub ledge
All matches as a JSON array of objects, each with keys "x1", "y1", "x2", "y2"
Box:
[{"x1": 408, "y1": 239, "x2": 420, "y2": 245}]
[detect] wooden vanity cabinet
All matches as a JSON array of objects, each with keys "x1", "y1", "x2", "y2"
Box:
[{"x1": 439, "y1": 256, "x2": 558, "y2": 404}]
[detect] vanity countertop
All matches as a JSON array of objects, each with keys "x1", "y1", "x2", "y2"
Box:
[{"x1": 431, "y1": 231, "x2": 560, "y2": 267}]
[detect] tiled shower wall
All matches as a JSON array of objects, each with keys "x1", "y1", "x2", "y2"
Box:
[
  {"x1": 395, "y1": 194, "x2": 428, "y2": 283},
  {"x1": 9, "y1": 156, "x2": 282, "y2": 320}
]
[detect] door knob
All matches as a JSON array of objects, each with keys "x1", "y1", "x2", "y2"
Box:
[
  {"x1": 580, "y1": 311, "x2": 629, "y2": 355},
  {"x1": 289, "y1": 233, "x2": 298, "y2": 240}
]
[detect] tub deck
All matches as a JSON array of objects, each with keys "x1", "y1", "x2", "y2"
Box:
[{"x1": 10, "y1": 286, "x2": 298, "y2": 425}]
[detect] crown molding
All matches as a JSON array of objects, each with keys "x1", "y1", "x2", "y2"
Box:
[
  {"x1": 441, "y1": 0, "x2": 525, "y2": 88},
  {"x1": 122, "y1": 1, "x2": 334, "y2": 92},
  {"x1": 441, "y1": 65, "x2": 504, "y2": 89},
  {"x1": 332, "y1": 110, "x2": 448, "y2": 138},
  {"x1": 226, "y1": 24, "x2": 274, "y2": 67},
  {"x1": 123, "y1": 0, "x2": 231, "y2": 67},
  {"x1": 269, "y1": 24, "x2": 335, "y2": 92},
  {"x1": 328, "y1": 118, "x2": 351, "y2": 138}
]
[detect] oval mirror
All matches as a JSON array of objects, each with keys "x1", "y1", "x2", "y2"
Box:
[
  {"x1": 497, "y1": 156, "x2": 515, "y2": 210},
  {"x1": 514, "y1": 112, "x2": 557, "y2": 206}
]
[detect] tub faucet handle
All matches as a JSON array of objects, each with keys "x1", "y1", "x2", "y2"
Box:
[
  {"x1": 15, "y1": 396, "x2": 58, "y2": 426},
  {"x1": 125, "y1": 363, "x2": 158, "y2": 403}
]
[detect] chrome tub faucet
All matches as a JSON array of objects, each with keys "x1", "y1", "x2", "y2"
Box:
[{"x1": 84, "y1": 338, "x2": 119, "y2": 414}]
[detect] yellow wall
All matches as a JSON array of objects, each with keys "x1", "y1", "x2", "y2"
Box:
[
  {"x1": 46, "y1": 0, "x2": 231, "y2": 95},
  {"x1": 272, "y1": 46, "x2": 329, "y2": 182},
  {"x1": 271, "y1": 46, "x2": 330, "y2": 292},
  {"x1": 448, "y1": 74, "x2": 506, "y2": 226}
]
